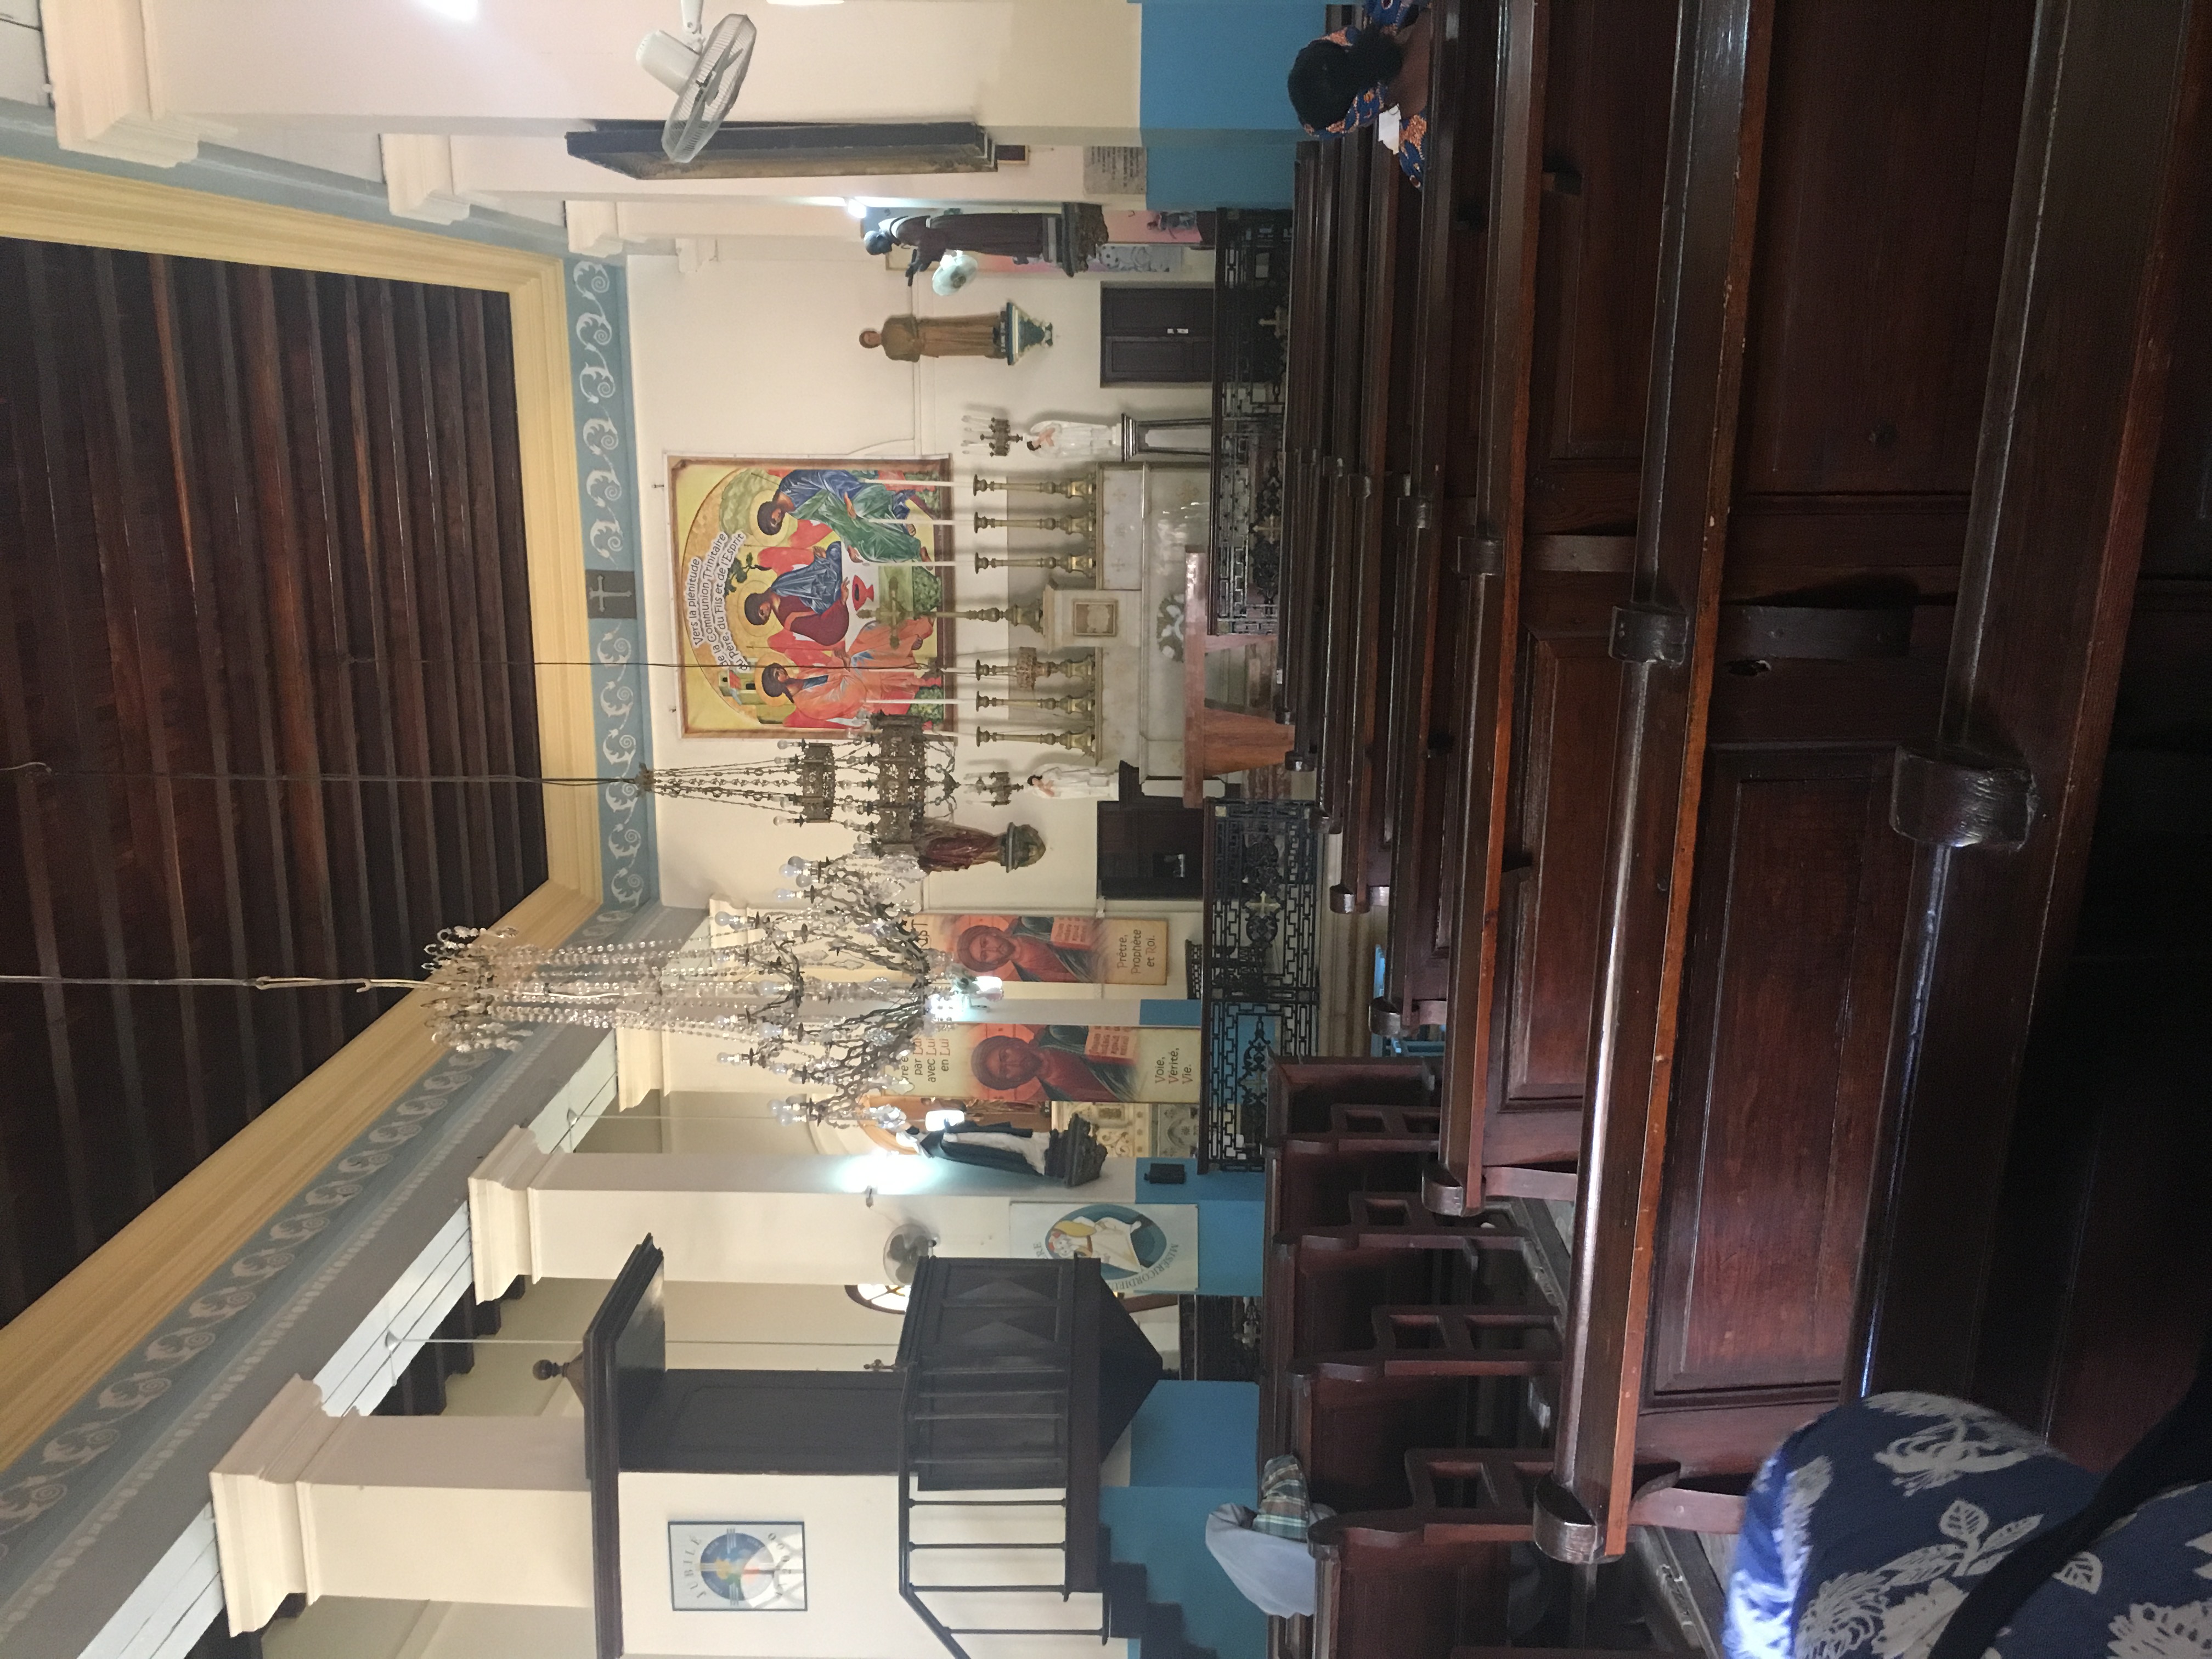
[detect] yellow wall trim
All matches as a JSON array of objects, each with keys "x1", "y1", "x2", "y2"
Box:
[{"x1": 0, "y1": 155, "x2": 606, "y2": 1468}]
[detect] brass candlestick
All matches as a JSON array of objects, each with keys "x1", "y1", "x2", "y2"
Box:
[
  {"x1": 936, "y1": 602, "x2": 1043, "y2": 633},
  {"x1": 974, "y1": 510, "x2": 1091, "y2": 535},
  {"x1": 965, "y1": 767, "x2": 1017, "y2": 806},
  {"x1": 975, "y1": 693, "x2": 1096, "y2": 717},
  {"x1": 977, "y1": 729, "x2": 1094, "y2": 752},
  {"x1": 973, "y1": 550, "x2": 1096, "y2": 577},
  {"x1": 972, "y1": 472, "x2": 1096, "y2": 500},
  {"x1": 973, "y1": 647, "x2": 1090, "y2": 690}
]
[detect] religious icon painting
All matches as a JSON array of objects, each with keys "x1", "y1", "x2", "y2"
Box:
[
  {"x1": 890, "y1": 1023, "x2": 1201, "y2": 1105},
  {"x1": 668, "y1": 1521, "x2": 807, "y2": 1612},
  {"x1": 669, "y1": 456, "x2": 954, "y2": 737},
  {"x1": 918, "y1": 915, "x2": 1170, "y2": 985}
]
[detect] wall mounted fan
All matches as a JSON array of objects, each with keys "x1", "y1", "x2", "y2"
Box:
[{"x1": 637, "y1": 0, "x2": 759, "y2": 165}]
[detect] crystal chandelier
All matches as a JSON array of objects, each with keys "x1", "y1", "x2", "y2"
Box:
[
  {"x1": 634, "y1": 712, "x2": 959, "y2": 856},
  {"x1": 417, "y1": 850, "x2": 983, "y2": 1128}
]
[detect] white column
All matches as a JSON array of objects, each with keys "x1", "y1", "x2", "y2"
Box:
[
  {"x1": 381, "y1": 133, "x2": 474, "y2": 223},
  {"x1": 469, "y1": 1126, "x2": 1135, "y2": 1296},
  {"x1": 210, "y1": 1378, "x2": 592, "y2": 1634},
  {"x1": 43, "y1": 0, "x2": 231, "y2": 163}
]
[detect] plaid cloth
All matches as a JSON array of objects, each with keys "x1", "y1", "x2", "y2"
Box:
[{"x1": 1253, "y1": 1453, "x2": 1317, "y2": 1541}]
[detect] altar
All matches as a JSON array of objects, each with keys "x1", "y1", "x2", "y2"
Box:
[{"x1": 1029, "y1": 464, "x2": 1290, "y2": 804}]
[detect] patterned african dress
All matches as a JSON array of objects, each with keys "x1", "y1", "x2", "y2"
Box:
[
  {"x1": 1722, "y1": 1393, "x2": 2212, "y2": 1658},
  {"x1": 1302, "y1": 0, "x2": 1429, "y2": 187}
]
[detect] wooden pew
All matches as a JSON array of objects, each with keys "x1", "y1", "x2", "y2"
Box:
[
  {"x1": 1369, "y1": 0, "x2": 1504, "y2": 1025},
  {"x1": 1849, "y1": 0, "x2": 2212, "y2": 1403},
  {"x1": 1308, "y1": 1452, "x2": 1533, "y2": 1659},
  {"x1": 1375, "y1": 0, "x2": 1678, "y2": 1061},
  {"x1": 1304, "y1": 1306, "x2": 1559, "y2": 1380},
  {"x1": 1269, "y1": 1056, "x2": 1437, "y2": 1138},
  {"x1": 1537, "y1": 0, "x2": 2042, "y2": 1562},
  {"x1": 1280, "y1": 142, "x2": 1344, "y2": 770},
  {"x1": 1313, "y1": 133, "x2": 1378, "y2": 827},
  {"x1": 1329, "y1": 137, "x2": 1425, "y2": 915}
]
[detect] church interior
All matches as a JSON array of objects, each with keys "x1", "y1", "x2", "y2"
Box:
[{"x1": 0, "y1": 1, "x2": 2205, "y2": 1656}]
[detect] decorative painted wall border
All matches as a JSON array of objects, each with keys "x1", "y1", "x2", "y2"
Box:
[
  {"x1": 0, "y1": 916, "x2": 645, "y2": 1651},
  {"x1": 567, "y1": 257, "x2": 656, "y2": 911}
]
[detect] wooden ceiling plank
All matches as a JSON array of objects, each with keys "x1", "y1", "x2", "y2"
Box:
[
  {"x1": 0, "y1": 251, "x2": 98, "y2": 1263},
  {"x1": 479, "y1": 297, "x2": 549, "y2": 890},
  {"x1": 455, "y1": 292, "x2": 529, "y2": 911},
  {"x1": 236, "y1": 262, "x2": 345, "y2": 1061},
  {"x1": 427, "y1": 286, "x2": 504, "y2": 925},
  {"x1": 272, "y1": 269, "x2": 381, "y2": 1041},
  {"x1": 17, "y1": 239, "x2": 154, "y2": 1234},
  {"x1": 392, "y1": 282, "x2": 479, "y2": 930},
  {"x1": 324, "y1": 274, "x2": 416, "y2": 987},
  {"x1": 190, "y1": 258, "x2": 308, "y2": 1100},
  {"x1": 149, "y1": 253, "x2": 268, "y2": 1132},
  {"x1": 357, "y1": 278, "x2": 448, "y2": 960}
]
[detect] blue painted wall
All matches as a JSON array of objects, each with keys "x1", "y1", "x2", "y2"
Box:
[
  {"x1": 1136, "y1": 0, "x2": 1322, "y2": 208},
  {"x1": 1103, "y1": 1381, "x2": 1266, "y2": 1659},
  {"x1": 1139, "y1": 1159, "x2": 1263, "y2": 1295}
]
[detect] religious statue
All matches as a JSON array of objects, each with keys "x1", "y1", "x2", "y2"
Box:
[
  {"x1": 865, "y1": 210, "x2": 1054, "y2": 272},
  {"x1": 912, "y1": 819, "x2": 1046, "y2": 872},
  {"x1": 1023, "y1": 764, "x2": 1121, "y2": 800},
  {"x1": 862, "y1": 304, "x2": 1052, "y2": 368},
  {"x1": 1018, "y1": 420, "x2": 1123, "y2": 460}
]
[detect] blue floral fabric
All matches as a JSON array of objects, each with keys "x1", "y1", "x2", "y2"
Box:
[
  {"x1": 1305, "y1": 0, "x2": 1427, "y2": 185},
  {"x1": 1723, "y1": 1393, "x2": 2212, "y2": 1658}
]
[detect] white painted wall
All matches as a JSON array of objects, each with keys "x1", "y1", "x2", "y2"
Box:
[
  {"x1": 483, "y1": 1141, "x2": 1139, "y2": 1284},
  {"x1": 665, "y1": 1280, "x2": 904, "y2": 1369},
  {"x1": 625, "y1": 249, "x2": 1212, "y2": 916},
  {"x1": 137, "y1": 0, "x2": 1139, "y2": 140},
  {"x1": 451, "y1": 137, "x2": 1119, "y2": 208},
  {"x1": 0, "y1": 0, "x2": 48, "y2": 105}
]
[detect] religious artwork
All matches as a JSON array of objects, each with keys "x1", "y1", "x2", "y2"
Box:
[
  {"x1": 860, "y1": 305, "x2": 1052, "y2": 366},
  {"x1": 919, "y1": 915, "x2": 1169, "y2": 985},
  {"x1": 877, "y1": 208, "x2": 1205, "y2": 279},
  {"x1": 915, "y1": 820, "x2": 1045, "y2": 872},
  {"x1": 890, "y1": 1023, "x2": 1201, "y2": 1105},
  {"x1": 669, "y1": 1522, "x2": 806, "y2": 1612},
  {"x1": 669, "y1": 457, "x2": 952, "y2": 737},
  {"x1": 1011, "y1": 1200, "x2": 1198, "y2": 1293}
]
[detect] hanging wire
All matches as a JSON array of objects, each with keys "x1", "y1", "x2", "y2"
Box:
[{"x1": 0, "y1": 972, "x2": 422, "y2": 990}]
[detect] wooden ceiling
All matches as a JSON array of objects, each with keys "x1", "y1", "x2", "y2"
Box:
[{"x1": 0, "y1": 239, "x2": 548, "y2": 1321}]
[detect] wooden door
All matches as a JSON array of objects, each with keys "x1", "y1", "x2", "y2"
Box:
[
  {"x1": 1097, "y1": 798, "x2": 1205, "y2": 898},
  {"x1": 1099, "y1": 285, "x2": 1215, "y2": 385}
]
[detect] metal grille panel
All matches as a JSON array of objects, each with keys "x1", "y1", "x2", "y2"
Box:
[
  {"x1": 1209, "y1": 210, "x2": 1294, "y2": 634},
  {"x1": 1201, "y1": 800, "x2": 1319, "y2": 1169}
]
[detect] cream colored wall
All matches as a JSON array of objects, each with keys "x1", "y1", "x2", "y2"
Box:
[
  {"x1": 0, "y1": 0, "x2": 44, "y2": 106},
  {"x1": 617, "y1": 1471, "x2": 1114, "y2": 1659},
  {"x1": 137, "y1": 0, "x2": 1139, "y2": 139},
  {"x1": 626, "y1": 249, "x2": 1213, "y2": 915},
  {"x1": 666, "y1": 1280, "x2": 904, "y2": 1369},
  {"x1": 262, "y1": 1592, "x2": 597, "y2": 1659}
]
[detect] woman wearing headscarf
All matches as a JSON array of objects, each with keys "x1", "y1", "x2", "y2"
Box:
[{"x1": 1286, "y1": 0, "x2": 1433, "y2": 186}]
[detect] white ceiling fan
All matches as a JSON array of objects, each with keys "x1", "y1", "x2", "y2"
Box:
[{"x1": 636, "y1": 0, "x2": 759, "y2": 166}]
